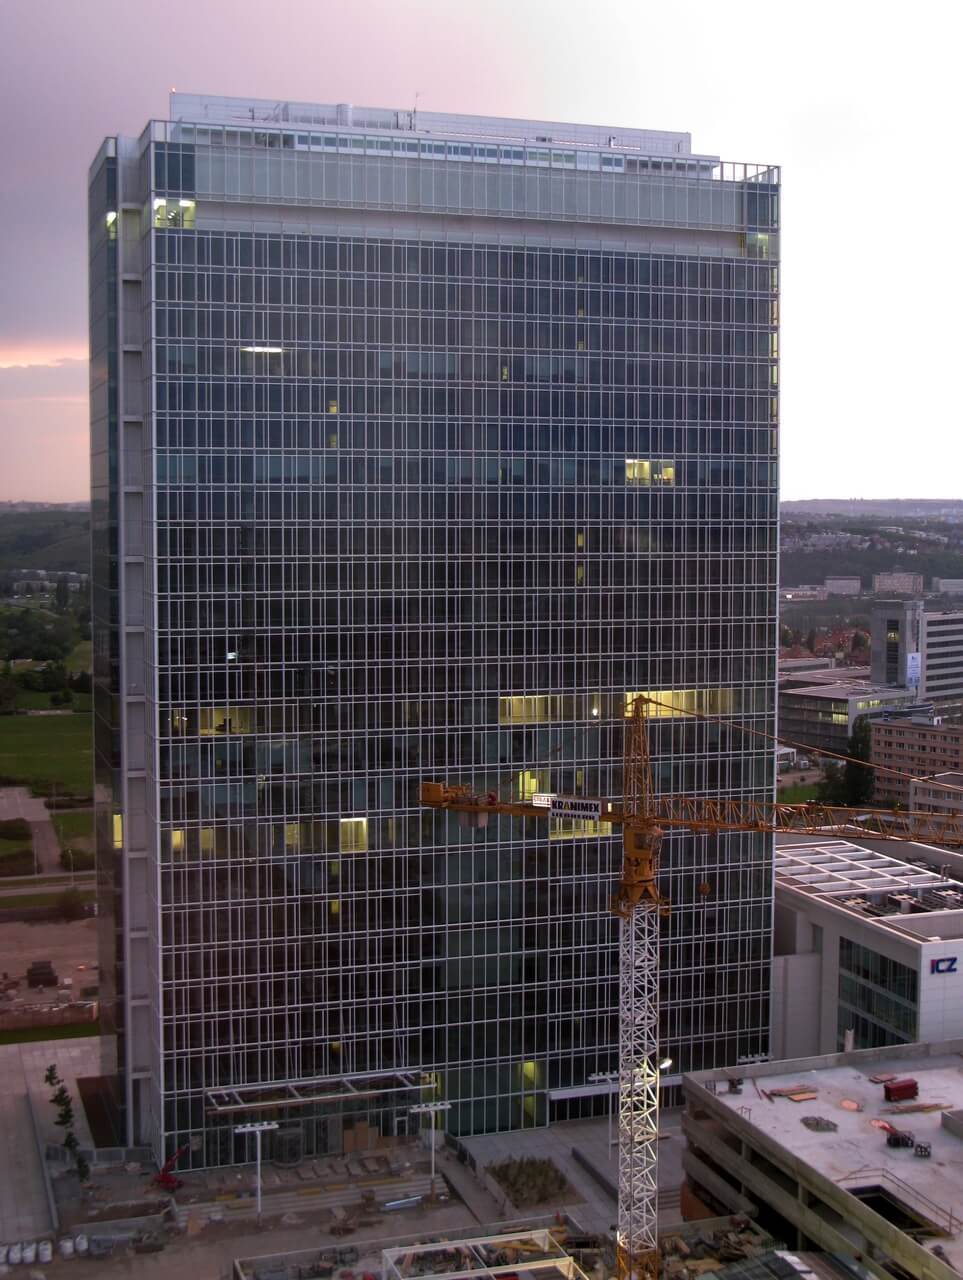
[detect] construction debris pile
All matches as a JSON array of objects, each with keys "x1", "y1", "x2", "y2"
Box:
[
  {"x1": 800, "y1": 1117, "x2": 837, "y2": 1133},
  {"x1": 485, "y1": 1156, "x2": 571, "y2": 1209},
  {"x1": 661, "y1": 1220, "x2": 771, "y2": 1280}
]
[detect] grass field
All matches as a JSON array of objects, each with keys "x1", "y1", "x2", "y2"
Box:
[
  {"x1": 0, "y1": 888, "x2": 95, "y2": 910},
  {"x1": 0, "y1": 1020, "x2": 100, "y2": 1046},
  {"x1": 0, "y1": 838, "x2": 36, "y2": 877},
  {"x1": 13, "y1": 690, "x2": 92, "y2": 712},
  {"x1": 66, "y1": 639, "x2": 92, "y2": 674},
  {"x1": 51, "y1": 809, "x2": 94, "y2": 845},
  {"x1": 0, "y1": 713, "x2": 93, "y2": 795},
  {"x1": 776, "y1": 782, "x2": 820, "y2": 803}
]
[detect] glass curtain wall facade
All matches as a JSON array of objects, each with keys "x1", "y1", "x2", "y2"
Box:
[{"x1": 89, "y1": 98, "x2": 779, "y2": 1166}]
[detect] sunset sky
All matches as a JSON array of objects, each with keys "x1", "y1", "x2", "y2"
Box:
[{"x1": 2, "y1": 0, "x2": 960, "y2": 502}]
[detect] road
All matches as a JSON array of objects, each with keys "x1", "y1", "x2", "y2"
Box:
[{"x1": 0, "y1": 785, "x2": 62, "y2": 873}]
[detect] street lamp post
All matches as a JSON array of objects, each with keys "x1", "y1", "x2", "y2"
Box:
[
  {"x1": 409, "y1": 1101, "x2": 451, "y2": 1200},
  {"x1": 234, "y1": 1121, "x2": 278, "y2": 1226},
  {"x1": 588, "y1": 1071, "x2": 618, "y2": 1147}
]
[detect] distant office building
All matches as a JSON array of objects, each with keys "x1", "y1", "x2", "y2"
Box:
[
  {"x1": 772, "y1": 837, "x2": 963, "y2": 1058},
  {"x1": 872, "y1": 600, "x2": 963, "y2": 714},
  {"x1": 89, "y1": 95, "x2": 780, "y2": 1165},
  {"x1": 778, "y1": 680, "x2": 916, "y2": 754},
  {"x1": 824, "y1": 575, "x2": 861, "y2": 596},
  {"x1": 871, "y1": 717, "x2": 963, "y2": 807},
  {"x1": 933, "y1": 578, "x2": 963, "y2": 595},
  {"x1": 910, "y1": 771, "x2": 963, "y2": 816},
  {"x1": 872, "y1": 571, "x2": 924, "y2": 595}
]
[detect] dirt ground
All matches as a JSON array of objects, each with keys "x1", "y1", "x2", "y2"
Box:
[
  {"x1": 0, "y1": 917, "x2": 98, "y2": 1001},
  {"x1": 25, "y1": 1199, "x2": 478, "y2": 1279}
]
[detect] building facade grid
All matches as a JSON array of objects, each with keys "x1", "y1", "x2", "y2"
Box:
[{"x1": 89, "y1": 100, "x2": 779, "y2": 1166}]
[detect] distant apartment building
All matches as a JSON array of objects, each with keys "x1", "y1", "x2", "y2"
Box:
[
  {"x1": 871, "y1": 600, "x2": 963, "y2": 715},
  {"x1": 933, "y1": 578, "x2": 963, "y2": 595},
  {"x1": 910, "y1": 771, "x2": 963, "y2": 815},
  {"x1": 778, "y1": 680, "x2": 917, "y2": 754},
  {"x1": 824, "y1": 575, "x2": 861, "y2": 596},
  {"x1": 871, "y1": 717, "x2": 963, "y2": 807},
  {"x1": 872, "y1": 571, "x2": 923, "y2": 594}
]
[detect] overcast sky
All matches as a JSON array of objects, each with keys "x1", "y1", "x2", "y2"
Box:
[{"x1": 1, "y1": 0, "x2": 960, "y2": 502}]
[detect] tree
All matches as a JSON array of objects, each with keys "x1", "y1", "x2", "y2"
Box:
[
  {"x1": 44, "y1": 1064, "x2": 88, "y2": 1184},
  {"x1": 806, "y1": 628, "x2": 818, "y2": 654},
  {"x1": 55, "y1": 577, "x2": 70, "y2": 611},
  {"x1": 843, "y1": 716, "x2": 874, "y2": 806},
  {"x1": 0, "y1": 675, "x2": 16, "y2": 715},
  {"x1": 851, "y1": 630, "x2": 868, "y2": 653},
  {"x1": 52, "y1": 1085, "x2": 75, "y2": 1129},
  {"x1": 56, "y1": 888, "x2": 85, "y2": 921},
  {"x1": 817, "y1": 718, "x2": 873, "y2": 806}
]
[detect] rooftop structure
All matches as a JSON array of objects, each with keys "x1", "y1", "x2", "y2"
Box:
[
  {"x1": 172, "y1": 93, "x2": 702, "y2": 158},
  {"x1": 775, "y1": 837, "x2": 963, "y2": 931},
  {"x1": 683, "y1": 1040, "x2": 963, "y2": 1280}
]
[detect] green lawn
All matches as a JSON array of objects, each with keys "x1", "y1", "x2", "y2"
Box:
[
  {"x1": 0, "y1": 1020, "x2": 100, "y2": 1045},
  {"x1": 776, "y1": 782, "x2": 820, "y2": 803},
  {"x1": 51, "y1": 809, "x2": 94, "y2": 845},
  {"x1": 13, "y1": 690, "x2": 92, "y2": 712},
  {"x1": 0, "y1": 598, "x2": 57, "y2": 617},
  {"x1": 0, "y1": 888, "x2": 95, "y2": 910},
  {"x1": 66, "y1": 639, "x2": 92, "y2": 675},
  {"x1": 0, "y1": 713, "x2": 93, "y2": 796},
  {"x1": 0, "y1": 838, "x2": 37, "y2": 877}
]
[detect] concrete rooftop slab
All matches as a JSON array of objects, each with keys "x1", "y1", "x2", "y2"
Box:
[{"x1": 707, "y1": 1050, "x2": 963, "y2": 1269}]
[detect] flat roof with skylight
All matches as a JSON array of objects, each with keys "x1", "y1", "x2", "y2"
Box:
[{"x1": 776, "y1": 837, "x2": 963, "y2": 939}]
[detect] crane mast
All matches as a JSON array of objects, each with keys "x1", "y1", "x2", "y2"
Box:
[{"x1": 614, "y1": 699, "x2": 665, "y2": 1280}]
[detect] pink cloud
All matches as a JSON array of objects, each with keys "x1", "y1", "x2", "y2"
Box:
[{"x1": 0, "y1": 358, "x2": 89, "y2": 501}]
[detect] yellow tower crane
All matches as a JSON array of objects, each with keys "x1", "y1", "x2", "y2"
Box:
[{"x1": 420, "y1": 695, "x2": 963, "y2": 1280}]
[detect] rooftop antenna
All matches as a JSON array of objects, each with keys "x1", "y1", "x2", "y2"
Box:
[{"x1": 412, "y1": 90, "x2": 420, "y2": 131}]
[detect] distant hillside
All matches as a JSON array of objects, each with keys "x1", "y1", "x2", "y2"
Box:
[
  {"x1": 0, "y1": 510, "x2": 90, "y2": 573},
  {"x1": 782, "y1": 499, "x2": 963, "y2": 519}
]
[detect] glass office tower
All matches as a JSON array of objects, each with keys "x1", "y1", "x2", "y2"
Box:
[{"x1": 89, "y1": 97, "x2": 779, "y2": 1166}]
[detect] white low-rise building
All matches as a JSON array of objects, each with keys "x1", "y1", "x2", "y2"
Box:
[{"x1": 772, "y1": 836, "x2": 963, "y2": 1061}]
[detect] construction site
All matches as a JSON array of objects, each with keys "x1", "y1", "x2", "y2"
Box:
[{"x1": 8, "y1": 700, "x2": 963, "y2": 1280}]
